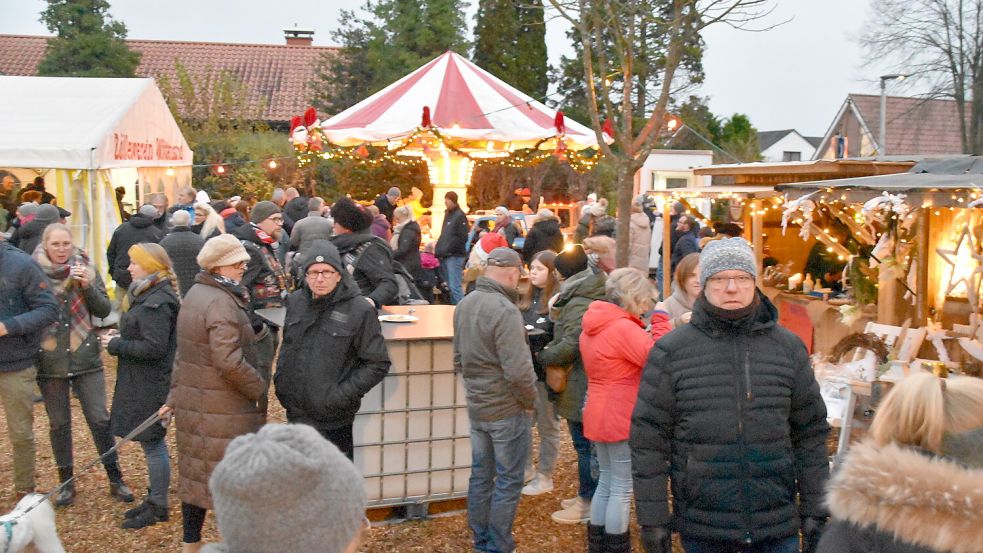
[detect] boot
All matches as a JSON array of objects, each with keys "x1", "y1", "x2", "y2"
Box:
[
  {"x1": 551, "y1": 496, "x2": 591, "y2": 525},
  {"x1": 182, "y1": 542, "x2": 203, "y2": 553},
  {"x1": 105, "y1": 462, "x2": 135, "y2": 502},
  {"x1": 588, "y1": 524, "x2": 605, "y2": 553},
  {"x1": 121, "y1": 500, "x2": 168, "y2": 529},
  {"x1": 124, "y1": 499, "x2": 151, "y2": 520},
  {"x1": 54, "y1": 466, "x2": 75, "y2": 507},
  {"x1": 604, "y1": 530, "x2": 631, "y2": 553}
]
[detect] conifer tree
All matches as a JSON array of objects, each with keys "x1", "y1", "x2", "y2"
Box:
[{"x1": 37, "y1": 0, "x2": 140, "y2": 77}]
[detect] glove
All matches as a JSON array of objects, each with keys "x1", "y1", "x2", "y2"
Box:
[
  {"x1": 801, "y1": 516, "x2": 827, "y2": 553},
  {"x1": 640, "y1": 525, "x2": 671, "y2": 553}
]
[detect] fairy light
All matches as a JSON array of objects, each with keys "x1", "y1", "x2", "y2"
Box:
[{"x1": 268, "y1": 160, "x2": 278, "y2": 169}]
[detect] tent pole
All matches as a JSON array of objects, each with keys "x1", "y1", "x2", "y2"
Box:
[{"x1": 751, "y1": 200, "x2": 764, "y2": 287}]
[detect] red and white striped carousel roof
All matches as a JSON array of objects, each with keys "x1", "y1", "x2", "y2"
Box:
[{"x1": 319, "y1": 51, "x2": 601, "y2": 150}]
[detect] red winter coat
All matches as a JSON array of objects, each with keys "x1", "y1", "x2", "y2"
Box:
[{"x1": 580, "y1": 301, "x2": 671, "y2": 443}]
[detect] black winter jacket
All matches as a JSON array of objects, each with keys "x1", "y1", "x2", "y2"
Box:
[
  {"x1": 11, "y1": 218, "x2": 50, "y2": 255},
  {"x1": 274, "y1": 274, "x2": 390, "y2": 431},
  {"x1": 522, "y1": 218, "x2": 564, "y2": 264},
  {"x1": 435, "y1": 205, "x2": 468, "y2": 258},
  {"x1": 160, "y1": 226, "x2": 205, "y2": 297},
  {"x1": 393, "y1": 220, "x2": 422, "y2": 279},
  {"x1": 232, "y1": 223, "x2": 290, "y2": 318},
  {"x1": 331, "y1": 231, "x2": 398, "y2": 307},
  {"x1": 37, "y1": 269, "x2": 112, "y2": 379},
  {"x1": 108, "y1": 280, "x2": 180, "y2": 442},
  {"x1": 630, "y1": 291, "x2": 830, "y2": 545},
  {"x1": 106, "y1": 214, "x2": 164, "y2": 289},
  {"x1": 0, "y1": 242, "x2": 58, "y2": 373},
  {"x1": 283, "y1": 197, "x2": 309, "y2": 227}
]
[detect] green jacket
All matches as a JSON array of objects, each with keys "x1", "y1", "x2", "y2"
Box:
[
  {"x1": 539, "y1": 268, "x2": 606, "y2": 421},
  {"x1": 37, "y1": 271, "x2": 112, "y2": 379}
]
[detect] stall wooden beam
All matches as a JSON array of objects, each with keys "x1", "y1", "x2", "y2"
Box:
[
  {"x1": 662, "y1": 200, "x2": 672, "y2": 300},
  {"x1": 916, "y1": 208, "x2": 930, "y2": 324}
]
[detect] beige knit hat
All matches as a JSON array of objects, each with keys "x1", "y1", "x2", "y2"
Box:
[{"x1": 197, "y1": 234, "x2": 250, "y2": 271}]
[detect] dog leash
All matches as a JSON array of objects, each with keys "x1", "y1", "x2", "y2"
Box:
[{"x1": 10, "y1": 411, "x2": 164, "y2": 521}]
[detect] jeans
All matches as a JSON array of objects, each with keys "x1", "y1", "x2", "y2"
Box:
[
  {"x1": 681, "y1": 535, "x2": 800, "y2": 553},
  {"x1": 0, "y1": 367, "x2": 37, "y2": 492},
  {"x1": 39, "y1": 372, "x2": 117, "y2": 470},
  {"x1": 140, "y1": 438, "x2": 170, "y2": 507},
  {"x1": 441, "y1": 255, "x2": 466, "y2": 304},
  {"x1": 590, "y1": 441, "x2": 633, "y2": 533},
  {"x1": 567, "y1": 419, "x2": 597, "y2": 500},
  {"x1": 468, "y1": 412, "x2": 532, "y2": 553},
  {"x1": 525, "y1": 382, "x2": 560, "y2": 477}
]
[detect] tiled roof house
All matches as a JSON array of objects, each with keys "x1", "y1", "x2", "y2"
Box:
[
  {"x1": 814, "y1": 93, "x2": 967, "y2": 159},
  {"x1": 0, "y1": 31, "x2": 337, "y2": 125}
]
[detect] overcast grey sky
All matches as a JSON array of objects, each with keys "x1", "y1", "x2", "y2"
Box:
[{"x1": 1, "y1": 0, "x2": 885, "y2": 136}]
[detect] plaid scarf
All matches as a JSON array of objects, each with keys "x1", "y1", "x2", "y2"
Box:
[
  {"x1": 122, "y1": 271, "x2": 172, "y2": 312},
  {"x1": 209, "y1": 273, "x2": 251, "y2": 305},
  {"x1": 34, "y1": 247, "x2": 95, "y2": 352}
]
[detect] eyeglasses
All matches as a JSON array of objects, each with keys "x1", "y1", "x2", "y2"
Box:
[
  {"x1": 233, "y1": 261, "x2": 247, "y2": 269},
  {"x1": 706, "y1": 275, "x2": 755, "y2": 288},
  {"x1": 268, "y1": 216, "x2": 284, "y2": 224},
  {"x1": 306, "y1": 269, "x2": 339, "y2": 280}
]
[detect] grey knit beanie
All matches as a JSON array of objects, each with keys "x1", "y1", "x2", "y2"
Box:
[
  {"x1": 250, "y1": 200, "x2": 281, "y2": 224},
  {"x1": 209, "y1": 424, "x2": 367, "y2": 553},
  {"x1": 699, "y1": 237, "x2": 756, "y2": 286}
]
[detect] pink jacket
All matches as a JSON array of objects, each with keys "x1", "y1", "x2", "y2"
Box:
[{"x1": 580, "y1": 301, "x2": 671, "y2": 443}]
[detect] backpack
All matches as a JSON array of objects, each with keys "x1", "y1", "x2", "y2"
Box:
[{"x1": 343, "y1": 239, "x2": 428, "y2": 306}]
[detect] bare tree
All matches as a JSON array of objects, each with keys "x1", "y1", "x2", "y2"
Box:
[
  {"x1": 863, "y1": 0, "x2": 983, "y2": 154},
  {"x1": 545, "y1": 0, "x2": 773, "y2": 265}
]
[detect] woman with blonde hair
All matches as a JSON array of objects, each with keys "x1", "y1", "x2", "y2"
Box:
[
  {"x1": 193, "y1": 203, "x2": 225, "y2": 240},
  {"x1": 34, "y1": 223, "x2": 134, "y2": 506},
  {"x1": 103, "y1": 243, "x2": 180, "y2": 530},
  {"x1": 818, "y1": 372, "x2": 983, "y2": 553},
  {"x1": 579, "y1": 268, "x2": 671, "y2": 552}
]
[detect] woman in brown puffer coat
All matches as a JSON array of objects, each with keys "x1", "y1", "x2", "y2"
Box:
[{"x1": 164, "y1": 234, "x2": 268, "y2": 553}]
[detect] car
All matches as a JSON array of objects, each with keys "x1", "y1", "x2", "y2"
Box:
[{"x1": 466, "y1": 211, "x2": 529, "y2": 253}]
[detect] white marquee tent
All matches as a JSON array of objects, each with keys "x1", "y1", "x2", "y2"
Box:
[{"x1": 0, "y1": 76, "x2": 192, "y2": 282}]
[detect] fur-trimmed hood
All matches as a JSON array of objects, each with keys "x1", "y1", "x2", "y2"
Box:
[{"x1": 824, "y1": 440, "x2": 983, "y2": 553}]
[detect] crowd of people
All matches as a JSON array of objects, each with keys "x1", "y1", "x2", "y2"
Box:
[{"x1": 0, "y1": 178, "x2": 980, "y2": 553}]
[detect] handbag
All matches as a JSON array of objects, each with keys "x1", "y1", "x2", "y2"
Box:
[{"x1": 545, "y1": 365, "x2": 571, "y2": 394}]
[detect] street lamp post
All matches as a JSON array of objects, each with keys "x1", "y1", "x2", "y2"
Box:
[{"x1": 879, "y1": 74, "x2": 907, "y2": 157}]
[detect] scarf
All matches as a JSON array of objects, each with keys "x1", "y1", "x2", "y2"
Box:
[
  {"x1": 122, "y1": 271, "x2": 171, "y2": 312},
  {"x1": 696, "y1": 290, "x2": 762, "y2": 333},
  {"x1": 391, "y1": 221, "x2": 409, "y2": 250},
  {"x1": 34, "y1": 247, "x2": 95, "y2": 351},
  {"x1": 251, "y1": 223, "x2": 277, "y2": 245},
  {"x1": 210, "y1": 273, "x2": 251, "y2": 305}
]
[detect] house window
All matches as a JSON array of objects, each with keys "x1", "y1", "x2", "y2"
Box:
[
  {"x1": 666, "y1": 177, "x2": 689, "y2": 189},
  {"x1": 782, "y1": 151, "x2": 802, "y2": 162}
]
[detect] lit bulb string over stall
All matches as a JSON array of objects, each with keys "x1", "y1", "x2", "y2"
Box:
[
  {"x1": 777, "y1": 175, "x2": 983, "y2": 331},
  {"x1": 160, "y1": 157, "x2": 294, "y2": 176}
]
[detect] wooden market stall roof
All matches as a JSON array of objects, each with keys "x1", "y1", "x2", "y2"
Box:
[
  {"x1": 775, "y1": 156, "x2": 983, "y2": 207},
  {"x1": 693, "y1": 159, "x2": 915, "y2": 185}
]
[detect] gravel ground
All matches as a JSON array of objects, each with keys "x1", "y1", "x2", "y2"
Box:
[{"x1": 0, "y1": 354, "x2": 695, "y2": 552}]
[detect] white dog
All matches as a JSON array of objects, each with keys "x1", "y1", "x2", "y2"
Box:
[{"x1": 0, "y1": 494, "x2": 65, "y2": 553}]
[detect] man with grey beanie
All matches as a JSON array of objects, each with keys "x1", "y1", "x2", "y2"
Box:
[
  {"x1": 203, "y1": 423, "x2": 368, "y2": 553},
  {"x1": 106, "y1": 204, "x2": 165, "y2": 289},
  {"x1": 631, "y1": 237, "x2": 830, "y2": 553}
]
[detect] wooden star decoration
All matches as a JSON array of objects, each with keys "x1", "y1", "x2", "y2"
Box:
[{"x1": 936, "y1": 225, "x2": 983, "y2": 310}]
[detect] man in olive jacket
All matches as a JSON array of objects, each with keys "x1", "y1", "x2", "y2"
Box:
[
  {"x1": 274, "y1": 240, "x2": 390, "y2": 460},
  {"x1": 454, "y1": 247, "x2": 537, "y2": 553},
  {"x1": 631, "y1": 238, "x2": 829, "y2": 553}
]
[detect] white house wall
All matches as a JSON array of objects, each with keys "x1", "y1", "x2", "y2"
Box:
[{"x1": 761, "y1": 133, "x2": 817, "y2": 162}]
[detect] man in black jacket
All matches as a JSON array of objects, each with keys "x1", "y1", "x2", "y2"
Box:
[
  {"x1": 434, "y1": 191, "x2": 469, "y2": 304},
  {"x1": 522, "y1": 209, "x2": 565, "y2": 265},
  {"x1": 631, "y1": 238, "x2": 829, "y2": 553},
  {"x1": 159, "y1": 210, "x2": 205, "y2": 297},
  {"x1": 329, "y1": 197, "x2": 398, "y2": 308},
  {"x1": 274, "y1": 240, "x2": 390, "y2": 459},
  {"x1": 106, "y1": 204, "x2": 165, "y2": 290},
  {"x1": 0, "y1": 237, "x2": 59, "y2": 497},
  {"x1": 374, "y1": 186, "x2": 401, "y2": 224}
]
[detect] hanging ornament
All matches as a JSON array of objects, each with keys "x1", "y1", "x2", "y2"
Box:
[
  {"x1": 421, "y1": 106, "x2": 432, "y2": 128},
  {"x1": 554, "y1": 111, "x2": 566, "y2": 135},
  {"x1": 303, "y1": 107, "x2": 318, "y2": 128},
  {"x1": 356, "y1": 144, "x2": 370, "y2": 158}
]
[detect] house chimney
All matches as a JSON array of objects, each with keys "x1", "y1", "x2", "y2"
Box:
[{"x1": 284, "y1": 27, "x2": 314, "y2": 46}]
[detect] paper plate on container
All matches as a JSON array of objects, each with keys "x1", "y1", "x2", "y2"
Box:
[{"x1": 379, "y1": 314, "x2": 419, "y2": 323}]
